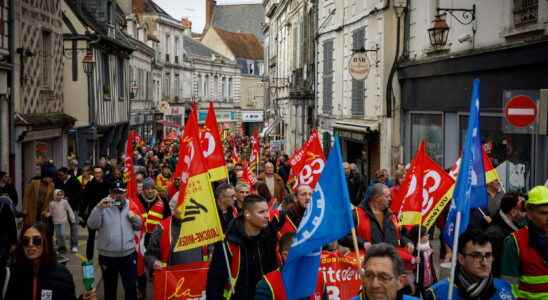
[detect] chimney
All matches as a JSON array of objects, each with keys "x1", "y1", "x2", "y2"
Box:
[
  {"x1": 205, "y1": 0, "x2": 216, "y2": 28},
  {"x1": 181, "y1": 17, "x2": 192, "y2": 30},
  {"x1": 133, "y1": 0, "x2": 145, "y2": 15}
]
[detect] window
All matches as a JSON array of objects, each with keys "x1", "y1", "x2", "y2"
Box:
[
  {"x1": 174, "y1": 37, "x2": 179, "y2": 63},
  {"x1": 351, "y1": 27, "x2": 365, "y2": 116},
  {"x1": 117, "y1": 57, "x2": 125, "y2": 98},
  {"x1": 0, "y1": 0, "x2": 7, "y2": 50},
  {"x1": 513, "y1": 0, "x2": 538, "y2": 27},
  {"x1": 292, "y1": 24, "x2": 299, "y2": 70},
  {"x1": 411, "y1": 113, "x2": 444, "y2": 165},
  {"x1": 213, "y1": 76, "x2": 218, "y2": 100},
  {"x1": 204, "y1": 75, "x2": 209, "y2": 98},
  {"x1": 248, "y1": 62, "x2": 255, "y2": 75},
  {"x1": 222, "y1": 77, "x2": 227, "y2": 97},
  {"x1": 165, "y1": 34, "x2": 170, "y2": 61},
  {"x1": 322, "y1": 39, "x2": 334, "y2": 114},
  {"x1": 102, "y1": 52, "x2": 111, "y2": 99},
  {"x1": 138, "y1": 69, "x2": 144, "y2": 99},
  {"x1": 197, "y1": 75, "x2": 202, "y2": 97},
  {"x1": 228, "y1": 78, "x2": 233, "y2": 98},
  {"x1": 163, "y1": 73, "x2": 170, "y2": 98},
  {"x1": 146, "y1": 71, "x2": 152, "y2": 100},
  {"x1": 41, "y1": 30, "x2": 52, "y2": 89},
  {"x1": 174, "y1": 74, "x2": 180, "y2": 97}
]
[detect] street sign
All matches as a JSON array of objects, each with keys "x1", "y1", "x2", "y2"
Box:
[
  {"x1": 504, "y1": 95, "x2": 537, "y2": 128},
  {"x1": 348, "y1": 51, "x2": 370, "y2": 80}
]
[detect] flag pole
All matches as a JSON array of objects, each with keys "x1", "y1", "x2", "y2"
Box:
[
  {"x1": 350, "y1": 227, "x2": 364, "y2": 282},
  {"x1": 447, "y1": 211, "x2": 461, "y2": 300},
  {"x1": 222, "y1": 242, "x2": 235, "y2": 295},
  {"x1": 415, "y1": 224, "x2": 422, "y2": 283}
]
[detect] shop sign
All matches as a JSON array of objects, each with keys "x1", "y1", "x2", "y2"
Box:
[
  {"x1": 198, "y1": 111, "x2": 237, "y2": 123},
  {"x1": 348, "y1": 51, "x2": 370, "y2": 80},
  {"x1": 241, "y1": 111, "x2": 264, "y2": 122},
  {"x1": 333, "y1": 128, "x2": 366, "y2": 142}
]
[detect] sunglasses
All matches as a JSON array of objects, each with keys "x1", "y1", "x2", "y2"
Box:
[{"x1": 22, "y1": 235, "x2": 43, "y2": 247}]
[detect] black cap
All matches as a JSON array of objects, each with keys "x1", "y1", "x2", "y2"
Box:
[{"x1": 110, "y1": 181, "x2": 126, "y2": 193}]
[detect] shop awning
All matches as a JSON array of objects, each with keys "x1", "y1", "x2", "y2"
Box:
[
  {"x1": 260, "y1": 117, "x2": 281, "y2": 138},
  {"x1": 15, "y1": 112, "x2": 76, "y2": 129},
  {"x1": 333, "y1": 119, "x2": 379, "y2": 133}
]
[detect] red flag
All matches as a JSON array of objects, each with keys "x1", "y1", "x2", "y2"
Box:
[
  {"x1": 249, "y1": 129, "x2": 260, "y2": 171},
  {"x1": 289, "y1": 129, "x2": 325, "y2": 191},
  {"x1": 241, "y1": 160, "x2": 257, "y2": 187},
  {"x1": 398, "y1": 142, "x2": 425, "y2": 226},
  {"x1": 231, "y1": 141, "x2": 240, "y2": 164},
  {"x1": 124, "y1": 130, "x2": 146, "y2": 275},
  {"x1": 201, "y1": 102, "x2": 228, "y2": 181}
]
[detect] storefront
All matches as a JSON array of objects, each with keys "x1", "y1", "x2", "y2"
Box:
[
  {"x1": 398, "y1": 41, "x2": 548, "y2": 190},
  {"x1": 241, "y1": 110, "x2": 264, "y2": 136},
  {"x1": 332, "y1": 121, "x2": 380, "y2": 181},
  {"x1": 197, "y1": 109, "x2": 240, "y2": 130}
]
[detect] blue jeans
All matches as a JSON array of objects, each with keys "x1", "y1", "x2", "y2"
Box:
[{"x1": 54, "y1": 223, "x2": 66, "y2": 250}]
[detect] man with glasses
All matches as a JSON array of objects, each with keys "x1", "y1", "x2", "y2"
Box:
[
  {"x1": 424, "y1": 229, "x2": 513, "y2": 300},
  {"x1": 353, "y1": 243, "x2": 419, "y2": 300}
]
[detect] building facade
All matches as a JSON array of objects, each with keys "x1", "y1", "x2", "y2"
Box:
[
  {"x1": 398, "y1": 0, "x2": 548, "y2": 189},
  {"x1": 315, "y1": 0, "x2": 405, "y2": 178},
  {"x1": 125, "y1": 13, "x2": 159, "y2": 144},
  {"x1": 15, "y1": 0, "x2": 75, "y2": 190},
  {"x1": 62, "y1": 0, "x2": 133, "y2": 165},
  {"x1": 183, "y1": 34, "x2": 241, "y2": 131},
  {"x1": 0, "y1": 0, "x2": 12, "y2": 175},
  {"x1": 137, "y1": 0, "x2": 191, "y2": 129},
  {"x1": 263, "y1": 0, "x2": 316, "y2": 153}
]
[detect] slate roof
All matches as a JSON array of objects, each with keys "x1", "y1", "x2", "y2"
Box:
[
  {"x1": 213, "y1": 27, "x2": 264, "y2": 60},
  {"x1": 145, "y1": 0, "x2": 178, "y2": 22},
  {"x1": 211, "y1": 4, "x2": 264, "y2": 44},
  {"x1": 183, "y1": 35, "x2": 229, "y2": 61}
]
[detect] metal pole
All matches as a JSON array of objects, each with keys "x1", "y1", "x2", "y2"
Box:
[{"x1": 447, "y1": 211, "x2": 461, "y2": 300}]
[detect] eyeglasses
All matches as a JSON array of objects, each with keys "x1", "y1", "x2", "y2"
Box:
[
  {"x1": 22, "y1": 235, "x2": 43, "y2": 247},
  {"x1": 463, "y1": 251, "x2": 493, "y2": 262},
  {"x1": 363, "y1": 271, "x2": 395, "y2": 283}
]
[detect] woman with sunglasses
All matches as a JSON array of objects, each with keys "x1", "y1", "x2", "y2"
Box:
[{"x1": 4, "y1": 222, "x2": 96, "y2": 300}]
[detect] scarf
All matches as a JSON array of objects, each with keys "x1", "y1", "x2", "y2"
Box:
[{"x1": 456, "y1": 266, "x2": 494, "y2": 299}]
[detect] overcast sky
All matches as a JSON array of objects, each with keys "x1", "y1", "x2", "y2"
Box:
[{"x1": 154, "y1": 0, "x2": 262, "y2": 33}]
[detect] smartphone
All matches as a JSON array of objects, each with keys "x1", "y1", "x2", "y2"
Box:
[{"x1": 112, "y1": 200, "x2": 123, "y2": 207}]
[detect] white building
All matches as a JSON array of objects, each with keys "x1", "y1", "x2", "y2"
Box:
[{"x1": 316, "y1": 0, "x2": 406, "y2": 178}]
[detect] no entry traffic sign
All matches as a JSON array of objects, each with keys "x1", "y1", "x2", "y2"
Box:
[{"x1": 504, "y1": 95, "x2": 537, "y2": 128}]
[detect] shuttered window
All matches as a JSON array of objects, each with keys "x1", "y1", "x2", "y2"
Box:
[
  {"x1": 322, "y1": 39, "x2": 334, "y2": 114},
  {"x1": 351, "y1": 27, "x2": 365, "y2": 117}
]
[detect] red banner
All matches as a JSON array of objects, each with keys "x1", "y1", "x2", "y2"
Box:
[
  {"x1": 397, "y1": 142, "x2": 425, "y2": 226},
  {"x1": 153, "y1": 262, "x2": 208, "y2": 300},
  {"x1": 320, "y1": 251, "x2": 362, "y2": 300},
  {"x1": 249, "y1": 129, "x2": 260, "y2": 171},
  {"x1": 289, "y1": 129, "x2": 325, "y2": 191},
  {"x1": 201, "y1": 102, "x2": 228, "y2": 182},
  {"x1": 242, "y1": 161, "x2": 257, "y2": 187}
]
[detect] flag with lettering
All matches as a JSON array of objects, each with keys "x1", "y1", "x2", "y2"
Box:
[
  {"x1": 443, "y1": 79, "x2": 488, "y2": 248},
  {"x1": 201, "y1": 102, "x2": 228, "y2": 182},
  {"x1": 173, "y1": 107, "x2": 224, "y2": 252},
  {"x1": 249, "y1": 129, "x2": 260, "y2": 172},
  {"x1": 289, "y1": 129, "x2": 325, "y2": 191},
  {"x1": 282, "y1": 137, "x2": 354, "y2": 299}
]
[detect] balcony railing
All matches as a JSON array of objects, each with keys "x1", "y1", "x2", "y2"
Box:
[{"x1": 513, "y1": 0, "x2": 538, "y2": 27}]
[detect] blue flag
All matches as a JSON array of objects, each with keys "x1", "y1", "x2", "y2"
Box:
[
  {"x1": 443, "y1": 79, "x2": 488, "y2": 248},
  {"x1": 282, "y1": 137, "x2": 354, "y2": 300}
]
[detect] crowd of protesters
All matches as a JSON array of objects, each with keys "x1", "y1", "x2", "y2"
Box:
[{"x1": 0, "y1": 134, "x2": 547, "y2": 300}]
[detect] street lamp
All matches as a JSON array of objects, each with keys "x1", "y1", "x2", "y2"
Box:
[
  {"x1": 82, "y1": 49, "x2": 97, "y2": 164},
  {"x1": 428, "y1": 5, "x2": 476, "y2": 48},
  {"x1": 428, "y1": 14, "x2": 450, "y2": 48}
]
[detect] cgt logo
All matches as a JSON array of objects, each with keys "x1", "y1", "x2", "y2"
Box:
[{"x1": 404, "y1": 169, "x2": 442, "y2": 214}]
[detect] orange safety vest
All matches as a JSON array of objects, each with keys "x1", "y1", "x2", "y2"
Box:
[
  {"x1": 263, "y1": 269, "x2": 324, "y2": 300},
  {"x1": 158, "y1": 217, "x2": 209, "y2": 264},
  {"x1": 355, "y1": 207, "x2": 400, "y2": 243},
  {"x1": 223, "y1": 242, "x2": 241, "y2": 300},
  {"x1": 142, "y1": 199, "x2": 165, "y2": 233},
  {"x1": 512, "y1": 226, "x2": 548, "y2": 300}
]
